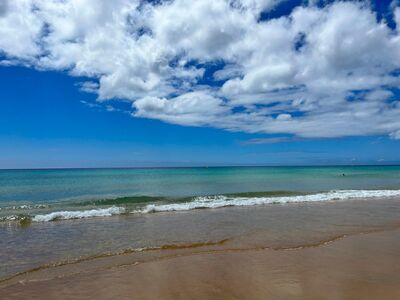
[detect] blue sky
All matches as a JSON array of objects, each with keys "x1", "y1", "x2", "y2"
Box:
[{"x1": 1, "y1": 0, "x2": 400, "y2": 168}]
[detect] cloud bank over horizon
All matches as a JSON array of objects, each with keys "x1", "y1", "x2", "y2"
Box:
[{"x1": 1, "y1": 0, "x2": 400, "y2": 139}]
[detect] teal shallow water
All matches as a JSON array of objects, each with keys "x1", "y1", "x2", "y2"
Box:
[
  {"x1": 1, "y1": 166, "x2": 400, "y2": 203},
  {"x1": 0, "y1": 166, "x2": 400, "y2": 221}
]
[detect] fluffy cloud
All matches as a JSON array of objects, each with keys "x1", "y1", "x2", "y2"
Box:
[
  {"x1": 1, "y1": 0, "x2": 400, "y2": 139},
  {"x1": 135, "y1": 91, "x2": 230, "y2": 126},
  {"x1": 0, "y1": 0, "x2": 42, "y2": 59}
]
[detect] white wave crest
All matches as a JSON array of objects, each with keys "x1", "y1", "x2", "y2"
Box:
[
  {"x1": 0, "y1": 204, "x2": 48, "y2": 211},
  {"x1": 0, "y1": 215, "x2": 29, "y2": 222},
  {"x1": 138, "y1": 190, "x2": 400, "y2": 213},
  {"x1": 32, "y1": 206, "x2": 125, "y2": 222}
]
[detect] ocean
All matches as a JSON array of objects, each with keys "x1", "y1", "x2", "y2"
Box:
[
  {"x1": 1, "y1": 166, "x2": 400, "y2": 222},
  {"x1": 1, "y1": 166, "x2": 400, "y2": 278}
]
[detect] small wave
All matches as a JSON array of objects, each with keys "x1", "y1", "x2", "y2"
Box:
[
  {"x1": 138, "y1": 189, "x2": 400, "y2": 213},
  {"x1": 0, "y1": 214, "x2": 31, "y2": 222},
  {"x1": 224, "y1": 191, "x2": 310, "y2": 198},
  {"x1": 0, "y1": 238, "x2": 231, "y2": 282},
  {"x1": 3, "y1": 189, "x2": 400, "y2": 223},
  {"x1": 76, "y1": 193, "x2": 307, "y2": 207},
  {"x1": 0, "y1": 204, "x2": 49, "y2": 211},
  {"x1": 78, "y1": 195, "x2": 171, "y2": 206},
  {"x1": 32, "y1": 206, "x2": 125, "y2": 222}
]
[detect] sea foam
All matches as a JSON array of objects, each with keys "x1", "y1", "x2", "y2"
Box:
[
  {"x1": 0, "y1": 204, "x2": 49, "y2": 211},
  {"x1": 32, "y1": 206, "x2": 125, "y2": 222},
  {"x1": 17, "y1": 189, "x2": 400, "y2": 222},
  {"x1": 138, "y1": 189, "x2": 400, "y2": 213}
]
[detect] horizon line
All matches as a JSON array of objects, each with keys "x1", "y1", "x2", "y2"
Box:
[{"x1": 1, "y1": 163, "x2": 400, "y2": 171}]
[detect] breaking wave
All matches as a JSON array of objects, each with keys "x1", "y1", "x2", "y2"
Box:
[
  {"x1": 2, "y1": 189, "x2": 400, "y2": 223},
  {"x1": 138, "y1": 189, "x2": 400, "y2": 213},
  {"x1": 0, "y1": 204, "x2": 49, "y2": 211},
  {"x1": 32, "y1": 206, "x2": 126, "y2": 222}
]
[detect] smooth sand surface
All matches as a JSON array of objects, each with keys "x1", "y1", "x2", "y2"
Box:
[{"x1": 1, "y1": 228, "x2": 400, "y2": 299}]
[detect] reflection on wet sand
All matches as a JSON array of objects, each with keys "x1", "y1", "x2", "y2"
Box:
[{"x1": 2, "y1": 227, "x2": 400, "y2": 299}]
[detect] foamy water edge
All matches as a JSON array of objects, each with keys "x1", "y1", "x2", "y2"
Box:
[
  {"x1": 24, "y1": 189, "x2": 400, "y2": 222},
  {"x1": 32, "y1": 207, "x2": 126, "y2": 222}
]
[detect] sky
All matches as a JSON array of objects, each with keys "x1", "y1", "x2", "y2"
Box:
[{"x1": 1, "y1": 0, "x2": 400, "y2": 168}]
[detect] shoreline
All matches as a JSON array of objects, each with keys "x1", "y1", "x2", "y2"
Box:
[
  {"x1": 2, "y1": 196, "x2": 400, "y2": 279},
  {"x1": 2, "y1": 226, "x2": 400, "y2": 299},
  {"x1": 2, "y1": 223, "x2": 400, "y2": 284},
  {"x1": 2, "y1": 189, "x2": 400, "y2": 225}
]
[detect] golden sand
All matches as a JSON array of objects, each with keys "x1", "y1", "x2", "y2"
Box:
[{"x1": 1, "y1": 227, "x2": 400, "y2": 299}]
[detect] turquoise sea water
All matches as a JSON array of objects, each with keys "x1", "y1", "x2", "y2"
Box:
[{"x1": 0, "y1": 166, "x2": 400, "y2": 221}]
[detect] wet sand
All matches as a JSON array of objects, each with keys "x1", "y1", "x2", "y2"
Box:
[{"x1": 1, "y1": 226, "x2": 400, "y2": 299}]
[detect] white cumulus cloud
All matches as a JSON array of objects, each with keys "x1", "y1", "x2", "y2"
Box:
[{"x1": 1, "y1": 0, "x2": 400, "y2": 139}]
